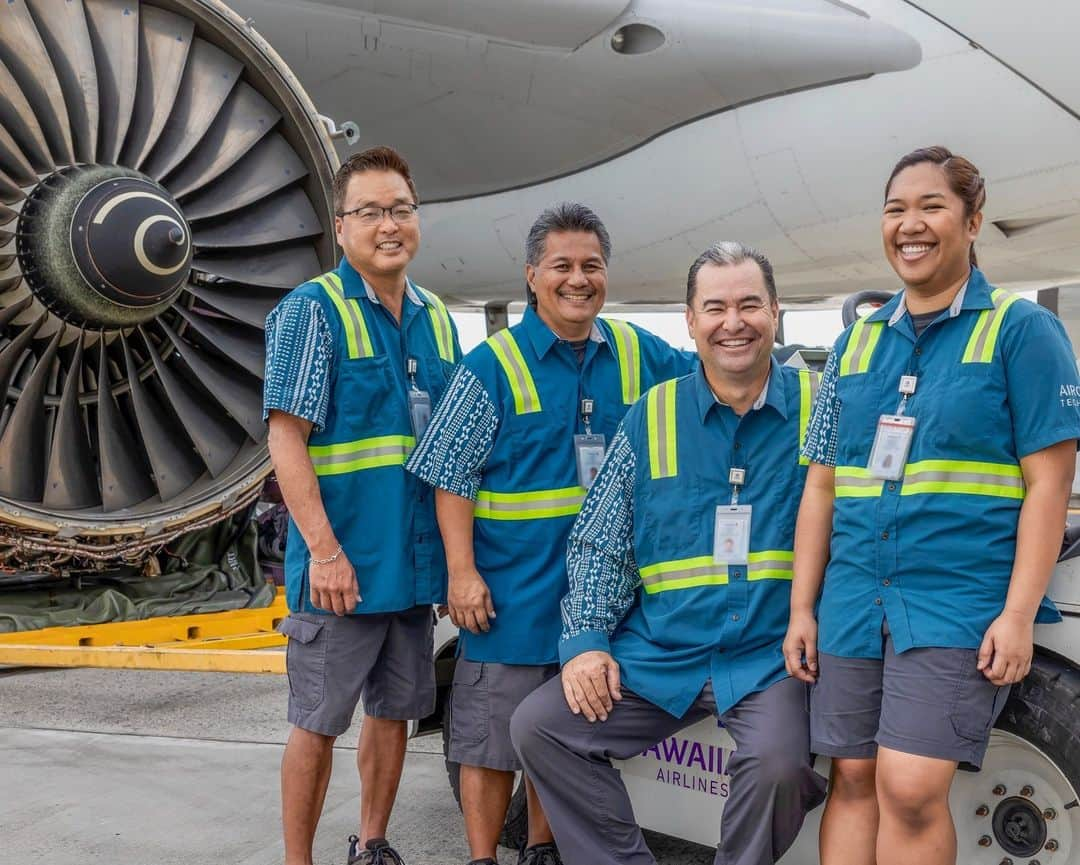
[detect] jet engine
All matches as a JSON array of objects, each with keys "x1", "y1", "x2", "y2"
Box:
[{"x1": 0, "y1": 0, "x2": 337, "y2": 570}]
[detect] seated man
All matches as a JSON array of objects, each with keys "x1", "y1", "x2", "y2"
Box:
[{"x1": 511, "y1": 242, "x2": 827, "y2": 865}]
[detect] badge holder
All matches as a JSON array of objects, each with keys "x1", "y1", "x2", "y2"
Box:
[
  {"x1": 714, "y1": 467, "x2": 750, "y2": 565},
  {"x1": 406, "y1": 357, "x2": 433, "y2": 440},
  {"x1": 574, "y1": 398, "x2": 606, "y2": 490},
  {"x1": 868, "y1": 375, "x2": 917, "y2": 481}
]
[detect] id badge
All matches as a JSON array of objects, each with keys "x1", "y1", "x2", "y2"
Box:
[
  {"x1": 574, "y1": 434, "x2": 607, "y2": 489},
  {"x1": 868, "y1": 415, "x2": 915, "y2": 480},
  {"x1": 408, "y1": 389, "x2": 432, "y2": 440},
  {"x1": 713, "y1": 505, "x2": 751, "y2": 565}
]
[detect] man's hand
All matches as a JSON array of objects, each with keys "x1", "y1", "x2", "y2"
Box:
[
  {"x1": 977, "y1": 610, "x2": 1034, "y2": 685},
  {"x1": 783, "y1": 610, "x2": 819, "y2": 683},
  {"x1": 309, "y1": 549, "x2": 359, "y2": 616},
  {"x1": 562, "y1": 651, "x2": 622, "y2": 722},
  {"x1": 448, "y1": 567, "x2": 496, "y2": 634}
]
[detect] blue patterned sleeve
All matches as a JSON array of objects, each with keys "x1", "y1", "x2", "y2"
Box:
[
  {"x1": 559, "y1": 426, "x2": 640, "y2": 664},
  {"x1": 406, "y1": 365, "x2": 498, "y2": 500},
  {"x1": 263, "y1": 296, "x2": 333, "y2": 431},
  {"x1": 801, "y1": 348, "x2": 840, "y2": 466}
]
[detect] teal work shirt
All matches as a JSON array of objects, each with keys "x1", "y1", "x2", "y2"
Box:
[
  {"x1": 560, "y1": 361, "x2": 817, "y2": 717},
  {"x1": 803, "y1": 268, "x2": 1080, "y2": 658},
  {"x1": 264, "y1": 257, "x2": 461, "y2": 615},
  {"x1": 407, "y1": 306, "x2": 694, "y2": 664}
]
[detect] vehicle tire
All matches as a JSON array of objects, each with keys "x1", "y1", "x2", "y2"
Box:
[
  {"x1": 951, "y1": 652, "x2": 1080, "y2": 864},
  {"x1": 442, "y1": 689, "x2": 529, "y2": 851}
]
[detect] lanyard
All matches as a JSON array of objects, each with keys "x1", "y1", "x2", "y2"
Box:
[
  {"x1": 581, "y1": 398, "x2": 594, "y2": 435},
  {"x1": 729, "y1": 467, "x2": 746, "y2": 506}
]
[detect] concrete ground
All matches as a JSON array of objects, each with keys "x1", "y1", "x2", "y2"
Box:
[{"x1": 0, "y1": 663, "x2": 714, "y2": 865}]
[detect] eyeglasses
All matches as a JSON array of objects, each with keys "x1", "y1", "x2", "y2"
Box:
[{"x1": 337, "y1": 203, "x2": 419, "y2": 226}]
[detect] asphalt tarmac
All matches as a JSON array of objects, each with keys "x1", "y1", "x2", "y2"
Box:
[{"x1": 0, "y1": 662, "x2": 716, "y2": 865}]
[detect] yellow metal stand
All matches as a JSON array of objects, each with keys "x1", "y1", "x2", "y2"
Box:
[{"x1": 0, "y1": 587, "x2": 288, "y2": 674}]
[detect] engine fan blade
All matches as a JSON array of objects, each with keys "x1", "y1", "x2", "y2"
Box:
[
  {"x1": 121, "y1": 5, "x2": 194, "y2": 170},
  {"x1": 179, "y1": 133, "x2": 308, "y2": 222},
  {"x1": 43, "y1": 337, "x2": 100, "y2": 509},
  {"x1": 194, "y1": 241, "x2": 321, "y2": 289},
  {"x1": 0, "y1": 169, "x2": 25, "y2": 205},
  {"x1": 185, "y1": 282, "x2": 279, "y2": 330},
  {"x1": 0, "y1": 125, "x2": 37, "y2": 188},
  {"x1": 172, "y1": 304, "x2": 265, "y2": 378},
  {"x1": 141, "y1": 38, "x2": 241, "y2": 181},
  {"x1": 25, "y1": 0, "x2": 99, "y2": 164},
  {"x1": 158, "y1": 318, "x2": 264, "y2": 441},
  {"x1": 139, "y1": 326, "x2": 242, "y2": 477},
  {"x1": 0, "y1": 312, "x2": 45, "y2": 401},
  {"x1": 192, "y1": 186, "x2": 321, "y2": 250},
  {"x1": 84, "y1": 0, "x2": 139, "y2": 165},
  {"x1": 96, "y1": 337, "x2": 155, "y2": 510},
  {"x1": 0, "y1": 323, "x2": 62, "y2": 501},
  {"x1": 0, "y1": 0, "x2": 75, "y2": 165},
  {"x1": 120, "y1": 332, "x2": 202, "y2": 500},
  {"x1": 166, "y1": 81, "x2": 280, "y2": 199},
  {"x1": 0, "y1": 56, "x2": 55, "y2": 174}
]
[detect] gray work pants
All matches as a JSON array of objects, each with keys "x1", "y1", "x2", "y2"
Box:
[{"x1": 510, "y1": 675, "x2": 826, "y2": 865}]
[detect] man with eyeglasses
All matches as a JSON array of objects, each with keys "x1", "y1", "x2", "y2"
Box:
[
  {"x1": 509, "y1": 242, "x2": 827, "y2": 865},
  {"x1": 408, "y1": 203, "x2": 694, "y2": 865},
  {"x1": 264, "y1": 146, "x2": 461, "y2": 865}
]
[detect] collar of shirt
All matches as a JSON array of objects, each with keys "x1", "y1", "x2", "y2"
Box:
[
  {"x1": 337, "y1": 256, "x2": 425, "y2": 308},
  {"x1": 522, "y1": 304, "x2": 609, "y2": 360},
  {"x1": 868, "y1": 266, "x2": 994, "y2": 328},
  {"x1": 693, "y1": 355, "x2": 789, "y2": 423}
]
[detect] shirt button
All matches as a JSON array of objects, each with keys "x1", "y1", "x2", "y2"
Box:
[
  {"x1": 874, "y1": 598, "x2": 882, "y2": 606},
  {"x1": 731, "y1": 614, "x2": 740, "y2": 622},
  {"x1": 732, "y1": 571, "x2": 742, "y2": 580},
  {"x1": 881, "y1": 531, "x2": 889, "y2": 540},
  {"x1": 914, "y1": 347, "x2": 922, "y2": 356},
  {"x1": 887, "y1": 483, "x2": 896, "y2": 492},
  {"x1": 734, "y1": 442, "x2": 742, "y2": 450},
  {"x1": 883, "y1": 579, "x2": 891, "y2": 586}
]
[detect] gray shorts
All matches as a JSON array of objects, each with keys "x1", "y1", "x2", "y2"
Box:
[
  {"x1": 279, "y1": 606, "x2": 435, "y2": 737},
  {"x1": 449, "y1": 660, "x2": 559, "y2": 772},
  {"x1": 810, "y1": 629, "x2": 1011, "y2": 769}
]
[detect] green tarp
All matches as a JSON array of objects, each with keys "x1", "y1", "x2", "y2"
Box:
[{"x1": 0, "y1": 513, "x2": 275, "y2": 634}]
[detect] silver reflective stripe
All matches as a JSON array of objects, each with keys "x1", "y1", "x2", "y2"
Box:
[
  {"x1": 479, "y1": 492, "x2": 584, "y2": 513},
  {"x1": 640, "y1": 562, "x2": 716, "y2": 587},
  {"x1": 848, "y1": 321, "x2": 875, "y2": 373},
  {"x1": 836, "y1": 474, "x2": 881, "y2": 488},
  {"x1": 747, "y1": 559, "x2": 793, "y2": 573},
  {"x1": 491, "y1": 330, "x2": 540, "y2": 414},
  {"x1": 903, "y1": 469, "x2": 1024, "y2": 489},
  {"x1": 309, "y1": 444, "x2": 412, "y2": 467}
]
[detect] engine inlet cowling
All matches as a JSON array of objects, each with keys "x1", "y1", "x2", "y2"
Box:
[{"x1": 0, "y1": 0, "x2": 338, "y2": 558}]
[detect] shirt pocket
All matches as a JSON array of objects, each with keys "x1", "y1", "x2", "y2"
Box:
[
  {"x1": 337, "y1": 354, "x2": 398, "y2": 436},
  {"x1": 918, "y1": 365, "x2": 1003, "y2": 455},
  {"x1": 835, "y1": 372, "x2": 887, "y2": 465},
  {"x1": 419, "y1": 355, "x2": 454, "y2": 404}
]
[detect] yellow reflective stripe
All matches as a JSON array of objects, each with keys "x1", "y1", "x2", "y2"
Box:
[
  {"x1": 834, "y1": 465, "x2": 883, "y2": 498},
  {"x1": 641, "y1": 555, "x2": 725, "y2": 593},
  {"x1": 415, "y1": 285, "x2": 456, "y2": 363},
  {"x1": 604, "y1": 319, "x2": 642, "y2": 405},
  {"x1": 308, "y1": 434, "x2": 415, "y2": 476},
  {"x1": 487, "y1": 330, "x2": 541, "y2": 414},
  {"x1": 646, "y1": 379, "x2": 678, "y2": 479},
  {"x1": 641, "y1": 550, "x2": 794, "y2": 593},
  {"x1": 835, "y1": 461, "x2": 1024, "y2": 499},
  {"x1": 962, "y1": 289, "x2": 1020, "y2": 364},
  {"x1": 901, "y1": 459, "x2": 1025, "y2": 499},
  {"x1": 838, "y1": 316, "x2": 883, "y2": 376},
  {"x1": 747, "y1": 549, "x2": 795, "y2": 581},
  {"x1": 798, "y1": 369, "x2": 820, "y2": 466},
  {"x1": 474, "y1": 485, "x2": 585, "y2": 520},
  {"x1": 315, "y1": 273, "x2": 375, "y2": 359}
]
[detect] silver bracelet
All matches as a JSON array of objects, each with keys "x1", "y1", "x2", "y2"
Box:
[{"x1": 311, "y1": 544, "x2": 344, "y2": 566}]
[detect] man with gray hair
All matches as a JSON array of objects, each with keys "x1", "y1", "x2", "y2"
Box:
[
  {"x1": 408, "y1": 203, "x2": 693, "y2": 865},
  {"x1": 510, "y1": 242, "x2": 826, "y2": 865}
]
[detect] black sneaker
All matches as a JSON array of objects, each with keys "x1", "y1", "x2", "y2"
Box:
[
  {"x1": 517, "y1": 843, "x2": 561, "y2": 865},
  {"x1": 347, "y1": 835, "x2": 406, "y2": 865}
]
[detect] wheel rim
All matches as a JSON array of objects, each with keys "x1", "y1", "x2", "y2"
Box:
[{"x1": 952, "y1": 729, "x2": 1077, "y2": 864}]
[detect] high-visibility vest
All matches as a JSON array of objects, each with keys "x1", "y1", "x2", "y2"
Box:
[
  {"x1": 474, "y1": 319, "x2": 643, "y2": 520},
  {"x1": 306, "y1": 271, "x2": 455, "y2": 476},
  {"x1": 638, "y1": 369, "x2": 818, "y2": 594},
  {"x1": 834, "y1": 288, "x2": 1023, "y2": 501}
]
